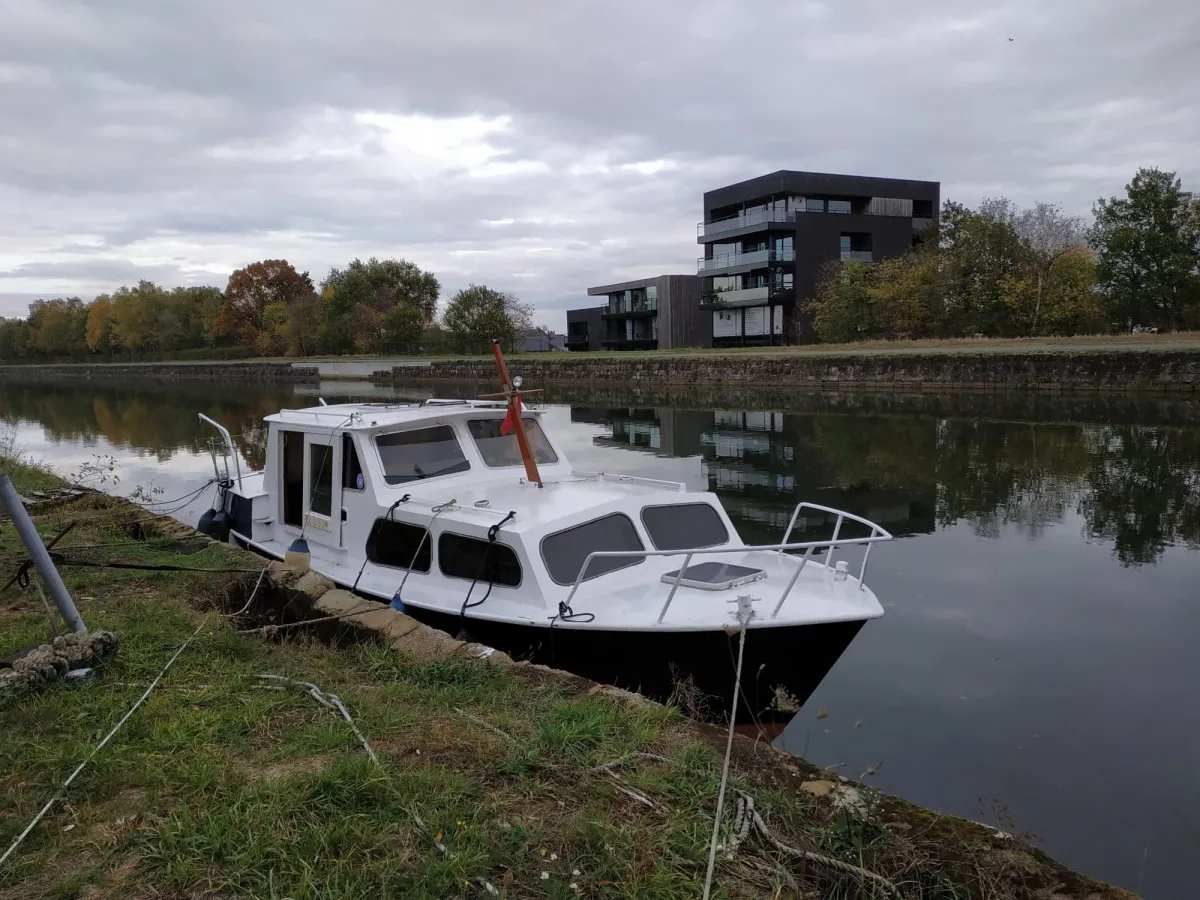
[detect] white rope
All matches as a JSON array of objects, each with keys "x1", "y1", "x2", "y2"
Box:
[
  {"x1": 255, "y1": 674, "x2": 377, "y2": 764},
  {"x1": 0, "y1": 615, "x2": 210, "y2": 870},
  {"x1": 701, "y1": 596, "x2": 754, "y2": 900},
  {"x1": 393, "y1": 499, "x2": 456, "y2": 603},
  {"x1": 221, "y1": 566, "x2": 271, "y2": 618}
]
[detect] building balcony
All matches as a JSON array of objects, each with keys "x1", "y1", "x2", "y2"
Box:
[
  {"x1": 697, "y1": 207, "x2": 794, "y2": 242},
  {"x1": 700, "y1": 285, "x2": 795, "y2": 309},
  {"x1": 912, "y1": 217, "x2": 934, "y2": 232},
  {"x1": 601, "y1": 305, "x2": 657, "y2": 319},
  {"x1": 697, "y1": 247, "x2": 794, "y2": 275},
  {"x1": 840, "y1": 250, "x2": 873, "y2": 263}
]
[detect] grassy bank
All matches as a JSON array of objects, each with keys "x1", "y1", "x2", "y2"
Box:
[{"x1": 0, "y1": 461, "x2": 1134, "y2": 898}]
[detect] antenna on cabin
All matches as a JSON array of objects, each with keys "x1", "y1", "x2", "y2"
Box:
[{"x1": 479, "y1": 339, "x2": 544, "y2": 487}]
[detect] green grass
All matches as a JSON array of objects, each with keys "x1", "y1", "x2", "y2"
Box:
[{"x1": 0, "y1": 461, "x2": 1133, "y2": 899}]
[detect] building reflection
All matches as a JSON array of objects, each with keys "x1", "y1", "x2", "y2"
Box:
[{"x1": 576, "y1": 405, "x2": 936, "y2": 545}]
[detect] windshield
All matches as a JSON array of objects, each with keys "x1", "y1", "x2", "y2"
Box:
[
  {"x1": 375, "y1": 425, "x2": 470, "y2": 484},
  {"x1": 467, "y1": 417, "x2": 559, "y2": 468}
]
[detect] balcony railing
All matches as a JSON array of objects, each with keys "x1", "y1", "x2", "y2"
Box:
[
  {"x1": 605, "y1": 299, "x2": 657, "y2": 315},
  {"x1": 698, "y1": 207, "x2": 795, "y2": 238},
  {"x1": 840, "y1": 250, "x2": 873, "y2": 262},
  {"x1": 697, "y1": 247, "x2": 794, "y2": 274}
]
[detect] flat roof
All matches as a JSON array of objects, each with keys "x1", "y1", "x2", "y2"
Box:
[{"x1": 586, "y1": 274, "x2": 695, "y2": 295}]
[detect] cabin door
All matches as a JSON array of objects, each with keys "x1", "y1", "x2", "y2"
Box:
[{"x1": 302, "y1": 432, "x2": 343, "y2": 548}]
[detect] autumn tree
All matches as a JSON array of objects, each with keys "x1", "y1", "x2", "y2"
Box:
[
  {"x1": 110, "y1": 281, "x2": 169, "y2": 353},
  {"x1": 810, "y1": 260, "x2": 876, "y2": 343},
  {"x1": 85, "y1": 294, "x2": 117, "y2": 354},
  {"x1": 215, "y1": 260, "x2": 315, "y2": 349},
  {"x1": 1091, "y1": 167, "x2": 1200, "y2": 331},
  {"x1": 27, "y1": 297, "x2": 88, "y2": 357},
  {"x1": 940, "y1": 199, "x2": 1034, "y2": 337},
  {"x1": 442, "y1": 284, "x2": 532, "y2": 353}
]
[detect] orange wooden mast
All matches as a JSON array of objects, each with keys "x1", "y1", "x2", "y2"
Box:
[{"x1": 480, "y1": 340, "x2": 543, "y2": 487}]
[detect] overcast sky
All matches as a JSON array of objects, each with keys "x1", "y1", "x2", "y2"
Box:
[{"x1": 2, "y1": 0, "x2": 1197, "y2": 326}]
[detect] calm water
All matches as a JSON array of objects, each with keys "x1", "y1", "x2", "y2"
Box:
[{"x1": 3, "y1": 377, "x2": 1198, "y2": 897}]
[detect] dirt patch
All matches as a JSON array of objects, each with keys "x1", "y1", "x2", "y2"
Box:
[{"x1": 246, "y1": 754, "x2": 337, "y2": 785}]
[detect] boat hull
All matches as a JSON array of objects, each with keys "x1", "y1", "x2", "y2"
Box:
[{"x1": 400, "y1": 604, "x2": 865, "y2": 723}]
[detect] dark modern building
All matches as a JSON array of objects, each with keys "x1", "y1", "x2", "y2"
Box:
[
  {"x1": 585, "y1": 275, "x2": 707, "y2": 351},
  {"x1": 697, "y1": 171, "x2": 940, "y2": 345},
  {"x1": 565, "y1": 305, "x2": 604, "y2": 351}
]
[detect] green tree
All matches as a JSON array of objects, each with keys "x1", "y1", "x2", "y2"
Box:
[
  {"x1": 1090, "y1": 167, "x2": 1200, "y2": 331},
  {"x1": 867, "y1": 251, "x2": 946, "y2": 339},
  {"x1": 1014, "y1": 202, "x2": 1088, "y2": 334},
  {"x1": 320, "y1": 257, "x2": 440, "y2": 355},
  {"x1": 810, "y1": 259, "x2": 876, "y2": 343},
  {"x1": 381, "y1": 303, "x2": 426, "y2": 353},
  {"x1": 940, "y1": 199, "x2": 1035, "y2": 336},
  {"x1": 0, "y1": 318, "x2": 31, "y2": 361},
  {"x1": 441, "y1": 284, "x2": 531, "y2": 353},
  {"x1": 215, "y1": 260, "x2": 315, "y2": 349}
]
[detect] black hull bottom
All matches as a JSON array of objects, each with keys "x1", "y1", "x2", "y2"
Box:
[{"x1": 400, "y1": 605, "x2": 865, "y2": 724}]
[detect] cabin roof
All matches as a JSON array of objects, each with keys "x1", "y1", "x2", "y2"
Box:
[{"x1": 264, "y1": 400, "x2": 539, "y2": 432}]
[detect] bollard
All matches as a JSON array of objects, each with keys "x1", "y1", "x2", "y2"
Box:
[{"x1": 0, "y1": 475, "x2": 86, "y2": 633}]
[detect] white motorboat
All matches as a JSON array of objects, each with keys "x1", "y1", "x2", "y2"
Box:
[{"x1": 197, "y1": 346, "x2": 892, "y2": 720}]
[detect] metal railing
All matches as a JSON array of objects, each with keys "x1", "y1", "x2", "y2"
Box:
[
  {"x1": 561, "y1": 501, "x2": 892, "y2": 625},
  {"x1": 198, "y1": 413, "x2": 243, "y2": 490}
]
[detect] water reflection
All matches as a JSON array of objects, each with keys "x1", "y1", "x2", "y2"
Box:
[{"x1": 578, "y1": 405, "x2": 1200, "y2": 566}]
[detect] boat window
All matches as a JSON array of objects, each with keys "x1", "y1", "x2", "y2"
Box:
[
  {"x1": 541, "y1": 513, "x2": 645, "y2": 585},
  {"x1": 438, "y1": 533, "x2": 521, "y2": 587},
  {"x1": 342, "y1": 434, "x2": 364, "y2": 491},
  {"x1": 282, "y1": 430, "x2": 304, "y2": 527},
  {"x1": 375, "y1": 425, "x2": 470, "y2": 485},
  {"x1": 365, "y1": 518, "x2": 431, "y2": 572},
  {"x1": 641, "y1": 503, "x2": 729, "y2": 551},
  {"x1": 309, "y1": 443, "x2": 334, "y2": 517},
  {"x1": 467, "y1": 418, "x2": 559, "y2": 468}
]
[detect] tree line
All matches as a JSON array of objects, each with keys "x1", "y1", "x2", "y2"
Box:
[
  {"x1": 810, "y1": 167, "x2": 1200, "y2": 342},
  {"x1": 0, "y1": 257, "x2": 535, "y2": 362}
]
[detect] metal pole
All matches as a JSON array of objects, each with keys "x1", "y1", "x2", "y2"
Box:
[{"x1": 0, "y1": 475, "x2": 86, "y2": 633}]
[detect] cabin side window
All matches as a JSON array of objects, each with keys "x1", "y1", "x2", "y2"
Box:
[
  {"x1": 541, "y1": 514, "x2": 645, "y2": 585},
  {"x1": 365, "y1": 518, "x2": 432, "y2": 572},
  {"x1": 281, "y1": 429, "x2": 304, "y2": 527},
  {"x1": 375, "y1": 425, "x2": 470, "y2": 485},
  {"x1": 438, "y1": 533, "x2": 522, "y2": 587},
  {"x1": 342, "y1": 434, "x2": 364, "y2": 491},
  {"x1": 309, "y1": 443, "x2": 334, "y2": 517},
  {"x1": 467, "y1": 418, "x2": 559, "y2": 468},
  {"x1": 640, "y1": 503, "x2": 729, "y2": 551}
]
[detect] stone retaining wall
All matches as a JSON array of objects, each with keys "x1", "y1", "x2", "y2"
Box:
[
  {"x1": 0, "y1": 362, "x2": 318, "y2": 382},
  {"x1": 381, "y1": 350, "x2": 1200, "y2": 393}
]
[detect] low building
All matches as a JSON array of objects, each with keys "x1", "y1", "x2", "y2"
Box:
[
  {"x1": 697, "y1": 170, "x2": 940, "y2": 345},
  {"x1": 565, "y1": 305, "x2": 605, "y2": 352},
  {"x1": 584, "y1": 275, "x2": 707, "y2": 351},
  {"x1": 516, "y1": 331, "x2": 566, "y2": 352}
]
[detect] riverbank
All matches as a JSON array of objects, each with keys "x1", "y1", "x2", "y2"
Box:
[
  {"x1": 0, "y1": 463, "x2": 1135, "y2": 898},
  {"x1": 3, "y1": 338, "x2": 1200, "y2": 391}
]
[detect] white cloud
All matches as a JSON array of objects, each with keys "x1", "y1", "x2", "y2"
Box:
[{"x1": 0, "y1": 0, "x2": 1197, "y2": 327}]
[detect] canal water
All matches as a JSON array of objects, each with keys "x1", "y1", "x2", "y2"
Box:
[{"x1": 2, "y1": 377, "x2": 1197, "y2": 898}]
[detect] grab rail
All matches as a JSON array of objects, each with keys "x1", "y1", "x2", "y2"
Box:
[
  {"x1": 570, "y1": 470, "x2": 687, "y2": 492},
  {"x1": 198, "y1": 414, "x2": 243, "y2": 491},
  {"x1": 561, "y1": 502, "x2": 891, "y2": 625}
]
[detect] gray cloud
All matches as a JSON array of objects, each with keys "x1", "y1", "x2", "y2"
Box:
[{"x1": 2, "y1": 0, "x2": 1197, "y2": 327}]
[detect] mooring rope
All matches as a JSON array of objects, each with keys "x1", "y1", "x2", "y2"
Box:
[
  {"x1": 0, "y1": 615, "x2": 211, "y2": 870},
  {"x1": 701, "y1": 595, "x2": 754, "y2": 900}
]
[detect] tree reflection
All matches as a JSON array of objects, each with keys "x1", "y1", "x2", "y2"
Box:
[{"x1": 585, "y1": 404, "x2": 1200, "y2": 567}]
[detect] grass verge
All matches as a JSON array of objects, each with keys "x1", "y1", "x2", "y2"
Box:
[{"x1": 0, "y1": 463, "x2": 1135, "y2": 899}]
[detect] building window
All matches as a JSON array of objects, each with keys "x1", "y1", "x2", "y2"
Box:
[
  {"x1": 375, "y1": 425, "x2": 470, "y2": 484},
  {"x1": 806, "y1": 198, "x2": 825, "y2": 213},
  {"x1": 839, "y1": 235, "x2": 851, "y2": 253},
  {"x1": 828, "y1": 199, "x2": 852, "y2": 214},
  {"x1": 773, "y1": 236, "x2": 794, "y2": 260}
]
